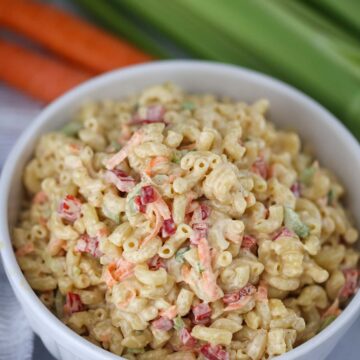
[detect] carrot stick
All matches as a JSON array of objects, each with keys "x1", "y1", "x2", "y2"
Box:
[
  {"x1": 0, "y1": 0, "x2": 152, "y2": 73},
  {"x1": 0, "y1": 39, "x2": 92, "y2": 102}
]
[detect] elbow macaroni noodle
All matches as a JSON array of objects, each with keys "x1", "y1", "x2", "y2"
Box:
[{"x1": 14, "y1": 84, "x2": 359, "y2": 359}]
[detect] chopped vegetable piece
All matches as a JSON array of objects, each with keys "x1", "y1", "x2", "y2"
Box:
[
  {"x1": 134, "y1": 195, "x2": 146, "y2": 213},
  {"x1": 173, "y1": 316, "x2": 185, "y2": 331},
  {"x1": 319, "y1": 314, "x2": 337, "y2": 332},
  {"x1": 32, "y1": 191, "x2": 48, "y2": 204},
  {"x1": 272, "y1": 227, "x2": 294, "y2": 240},
  {"x1": 200, "y1": 343, "x2": 229, "y2": 360},
  {"x1": 175, "y1": 247, "x2": 190, "y2": 263},
  {"x1": 15, "y1": 243, "x2": 34, "y2": 257},
  {"x1": 75, "y1": 233, "x2": 102, "y2": 258},
  {"x1": 327, "y1": 189, "x2": 335, "y2": 205},
  {"x1": 148, "y1": 254, "x2": 166, "y2": 270},
  {"x1": 256, "y1": 282, "x2": 268, "y2": 301},
  {"x1": 181, "y1": 101, "x2": 195, "y2": 110},
  {"x1": 159, "y1": 305, "x2": 178, "y2": 320},
  {"x1": 290, "y1": 181, "x2": 301, "y2": 197},
  {"x1": 172, "y1": 149, "x2": 189, "y2": 164},
  {"x1": 104, "y1": 258, "x2": 135, "y2": 287},
  {"x1": 152, "y1": 316, "x2": 173, "y2": 331},
  {"x1": 251, "y1": 157, "x2": 268, "y2": 179},
  {"x1": 61, "y1": 121, "x2": 83, "y2": 137},
  {"x1": 104, "y1": 169, "x2": 136, "y2": 192},
  {"x1": 127, "y1": 348, "x2": 145, "y2": 354},
  {"x1": 161, "y1": 217, "x2": 176, "y2": 237},
  {"x1": 190, "y1": 223, "x2": 208, "y2": 245},
  {"x1": 241, "y1": 235, "x2": 258, "y2": 254},
  {"x1": 340, "y1": 268, "x2": 359, "y2": 299},
  {"x1": 64, "y1": 292, "x2": 84, "y2": 315},
  {"x1": 58, "y1": 195, "x2": 82, "y2": 223},
  {"x1": 300, "y1": 167, "x2": 316, "y2": 185},
  {"x1": 131, "y1": 104, "x2": 166, "y2": 124},
  {"x1": 104, "y1": 130, "x2": 143, "y2": 170},
  {"x1": 192, "y1": 302, "x2": 211, "y2": 324},
  {"x1": 144, "y1": 156, "x2": 168, "y2": 176},
  {"x1": 0, "y1": 0, "x2": 152, "y2": 73},
  {"x1": 284, "y1": 207, "x2": 310, "y2": 238},
  {"x1": 223, "y1": 284, "x2": 257, "y2": 304},
  {"x1": 190, "y1": 204, "x2": 211, "y2": 244},
  {"x1": 140, "y1": 185, "x2": 157, "y2": 204},
  {"x1": 179, "y1": 328, "x2": 197, "y2": 348}
]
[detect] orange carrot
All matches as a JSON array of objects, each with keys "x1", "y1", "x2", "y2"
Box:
[
  {"x1": 15, "y1": 243, "x2": 34, "y2": 257},
  {"x1": 0, "y1": 0, "x2": 152, "y2": 73},
  {"x1": 103, "y1": 258, "x2": 135, "y2": 288},
  {"x1": 142, "y1": 204, "x2": 164, "y2": 246},
  {"x1": 144, "y1": 156, "x2": 169, "y2": 176},
  {"x1": 104, "y1": 130, "x2": 143, "y2": 170},
  {"x1": 224, "y1": 295, "x2": 253, "y2": 312},
  {"x1": 159, "y1": 305, "x2": 178, "y2": 320},
  {"x1": 0, "y1": 39, "x2": 91, "y2": 102},
  {"x1": 32, "y1": 191, "x2": 48, "y2": 205}
]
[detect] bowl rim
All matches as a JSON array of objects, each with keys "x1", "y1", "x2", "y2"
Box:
[{"x1": 1, "y1": 59, "x2": 360, "y2": 360}]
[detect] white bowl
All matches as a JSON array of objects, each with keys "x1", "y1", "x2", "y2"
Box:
[{"x1": 1, "y1": 60, "x2": 360, "y2": 360}]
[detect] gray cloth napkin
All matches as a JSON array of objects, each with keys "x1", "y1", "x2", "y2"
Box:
[
  {"x1": 0, "y1": 84, "x2": 40, "y2": 360},
  {"x1": 0, "y1": 263, "x2": 34, "y2": 360}
]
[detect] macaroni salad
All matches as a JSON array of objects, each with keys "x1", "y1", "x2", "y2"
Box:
[{"x1": 14, "y1": 84, "x2": 360, "y2": 360}]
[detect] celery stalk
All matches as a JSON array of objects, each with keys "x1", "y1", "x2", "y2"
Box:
[
  {"x1": 113, "y1": 0, "x2": 269, "y2": 72},
  {"x1": 72, "y1": 0, "x2": 171, "y2": 58},
  {"x1": 304, "y1": 0, "x2": 360, "y2": 36},
  {"x1": 79, "y1": 0, "x2": 360, "y2": 137},
  {"x1": 177, "y1": 0, "x2": 360, "y2": 137}
]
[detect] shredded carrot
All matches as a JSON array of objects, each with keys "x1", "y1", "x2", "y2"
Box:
[
  {"x1": 198, "y1": 238, "x2": 212, "y2": 270},
  {"x1": 322, "y1": 298, "x2": 341, "y2": 318},
  {"x1": 142, "y1": 204, "x2": 164, "y2": 246},
  {"x1": 15, "y1": 243, "x2": 34, "y2": 257},
  {"x1": 144, "y1": 156, "x2": 168, "y2": 176},
  {"x1": 32, "y1": 191, "x2": 48, "y2": 204},
  {"x1": 198, "y1": 238, "x2": 223, "y2": 301},
  {"x1": 255, "y1": 282, "x2": 268, "y2": 302},
  {"x1": 0, "y1": 39, "x2": 91, "y2": 103},
  {"x1": 97, "y1": 227, "x2": 109, "y2": 238},
  {"x1": 104, "y1": 258, "x2": 135, "y2": 288},
  {"x1": 69, "y1": 143, "x2": 81, "y2": 154},
  {"x1": 181, "y1": 264, "x2": 192, "y2": 281},
  {"x1": 103, "y1": 263, "x2": 118, "y2": 288},
  {"x1": 0, "y1": 0, "x2": 152, "y2": 73},
  {"x1": 224, "y1": 295, "x2": 253, "y2": 311},
  {"x1": 178, "y1": 143, "x2": 196, "y2": 151},
  {"x1": 159, "y1": 305, "x2": 178, "y2": 320},
  {"x1": 104, "y1": 131, "x2": 143, "y2": 170},
  {"x1": 152, "y1": 188, "x2": 172, "y2": 219}
]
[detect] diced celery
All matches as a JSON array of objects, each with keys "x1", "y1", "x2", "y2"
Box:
[
  {"x1": 175, "y1": 246, "x2": 190, "y2": 263},
  {"x1": 284, "y1": 207, "x2": 310, "y2": 238},
  {"x1": 173, "y1": 316, "x2": 185, "y2": 331},
  {"x1": 300, "y1": 167, "x2": 316, "y2": 185},
  {"x1": 60, "y1": 121, "x2": 82, "y2": 137}
]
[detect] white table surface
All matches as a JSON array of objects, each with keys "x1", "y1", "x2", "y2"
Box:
[{"x1": 0, "y1": 0, "x2": 359, "y2": 358}]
